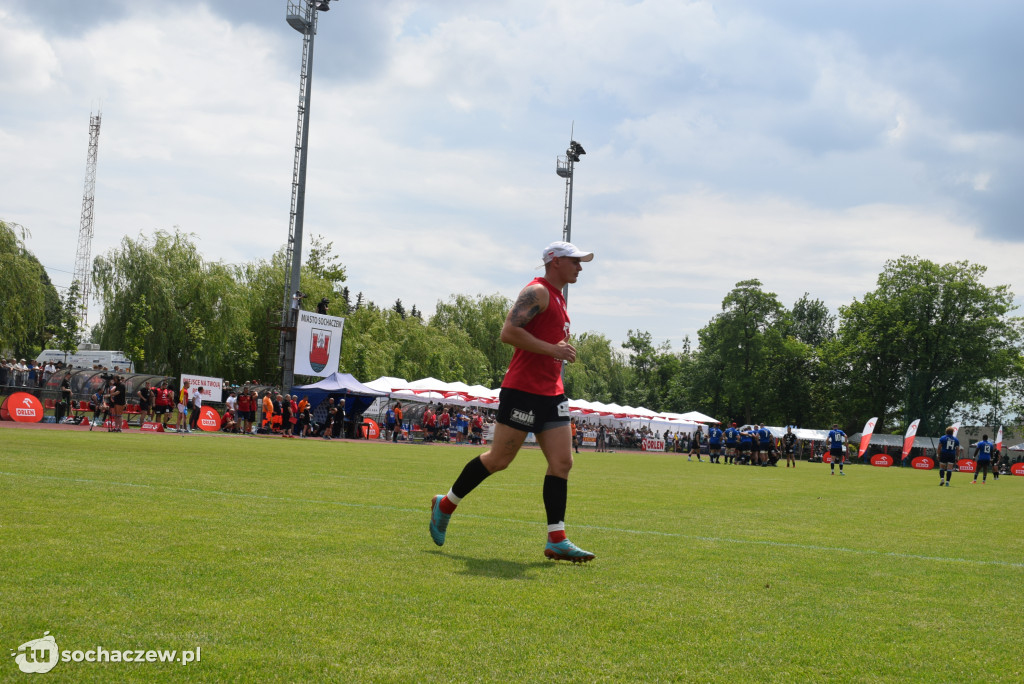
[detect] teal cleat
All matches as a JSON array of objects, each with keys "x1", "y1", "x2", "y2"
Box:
[
  {"x1": 429, "y1": 495, "x2": 451, "y2": 546},
  {"x1": 544, "y1": 539, "x2": 596, "y2": 563}
]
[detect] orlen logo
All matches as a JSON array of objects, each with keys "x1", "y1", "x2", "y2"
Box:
[
  {"x1": 911, "y1": 456, "x2": 935, "y2": 470},
  {"x1": 11, "y1": 632, "x2": 59, "y2": 674},
  {"x1": 870, "y1": 454, "x2": 893, "y2": 467},
  {"x1": 2, "y1": 392, "x2": 43, "y2": 423},
  {"x1": 200, "y1": 419, "x2": 217, "y2": 427}
]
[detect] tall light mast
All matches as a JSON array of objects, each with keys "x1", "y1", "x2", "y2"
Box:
[
  {"x1": 555, "y1": 128, "x2": 585, "y2": 303},
  {"x1": 73, "y1": 111, "x2": 102, "y2": 336},
  {"x1": 280, "y1": 0, "x2": 335, "y2": 391}
]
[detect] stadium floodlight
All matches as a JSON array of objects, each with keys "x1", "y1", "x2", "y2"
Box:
[{"x1": 280, "y1": 0, "x2": 338, "y2": 391}]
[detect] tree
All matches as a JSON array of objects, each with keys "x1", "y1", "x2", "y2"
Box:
[
  {"x1": 0, "y1": 220, "x2": 56, "y2": 356},
  {"x1": 562, "y1": 332, "x2": 631, "y2": 403},
  {"x1": 92, "y1": 229, "x2": 251, "y2": 379},
  {"x1": 123, "y1": 294, "x2": 154, "y2": 370},
  {"x1": 695, "y1": 280, "x2": 786, "y2": 424},
  {"x1": 50, "y1": 281, "x2": 82, "y2": 361},
  {"x1": 825, "y1": 256, "x2": 1023, "y2": 435},
  {"x1": 393, "y1": 299, "x2": 407, "y2": 320},
  {"x1": 430, "y1": 294, "x2": 514, "y2": 387}
]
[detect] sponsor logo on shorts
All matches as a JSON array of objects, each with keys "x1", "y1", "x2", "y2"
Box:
[
  {"x1": 510, "y1": 408, "x2": 535, "y2": 427},
  {"x1": 557, "y1": 401, "x2": 569, "y2": 417}
]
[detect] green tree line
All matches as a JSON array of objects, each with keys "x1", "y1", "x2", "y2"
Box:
[{"x1": 5, "y1": 223, "x2": 1022, "y2": 436}]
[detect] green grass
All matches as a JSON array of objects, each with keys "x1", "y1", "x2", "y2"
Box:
[{"x1": 2, "y1": 427, "x2": 1022, "y2": 682}]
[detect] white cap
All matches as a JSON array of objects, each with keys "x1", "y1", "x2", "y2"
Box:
[{"x1": 542, "y1": 241, "x2": 594, "y2": 264}]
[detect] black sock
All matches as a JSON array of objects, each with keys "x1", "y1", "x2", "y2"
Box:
[
  {"x1": 946, "y1": 470, "x2": 952, "y2": 482},
  {"x1": 451, "y1": 456, "x2": 492, "y2": 499},
  {"x1": 543, "y1": 475, "x2": 568, "y2": 526}
]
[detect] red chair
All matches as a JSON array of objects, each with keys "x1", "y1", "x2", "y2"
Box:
[{"x1": 44, "y1": 399, "x2": 56, "y2": 409}]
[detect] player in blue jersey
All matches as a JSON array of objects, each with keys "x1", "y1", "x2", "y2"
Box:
[
  {"x1": 756, "y1": 424, "x2": 772, "y2": 466},
  {"x1": 937, "y1": 426, "x2": 960, "y2": 486},
  {"x1": 723, "y1": 422, "x2": 740, "y2": 464},
  {"x1": 972, "y1": 434, "x2": 994, "y2": 484},
  {"x1": 826, "y1": 424, "x2": 847, "y2": 475},
  {"x1": 707, "y1": 423, "x2": 723, "y2": 463}
]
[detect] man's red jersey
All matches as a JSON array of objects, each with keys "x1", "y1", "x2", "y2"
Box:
[{"x1": 501, "y1": 277, "x2": 569, "y2": 396}]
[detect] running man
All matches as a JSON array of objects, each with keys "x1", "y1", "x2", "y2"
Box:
[
  {"x1": 937, "y1": 426, "x2": 960, "y2": 487},
  {"x1": 826, "y1": 424, "x2": 847, "y2": 475},
  {"x1": 973, "y1": 434, "x2": 994, "y2": 484},
  {"x1": 429, "y1": 241, "x2": 596, "y2": 562}
]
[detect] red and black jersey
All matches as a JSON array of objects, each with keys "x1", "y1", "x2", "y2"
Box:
[{"x1": 502, "y1": 277, "x2": 569, "y2": 396}]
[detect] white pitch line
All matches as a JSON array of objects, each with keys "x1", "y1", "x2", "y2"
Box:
[{"x1": 2, "y1": 470, "x2": 1022, "y2": 570}]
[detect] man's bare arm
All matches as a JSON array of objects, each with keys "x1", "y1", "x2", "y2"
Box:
[{"x1": 500, "y1": 284, "x2": 576, "y2": 362}]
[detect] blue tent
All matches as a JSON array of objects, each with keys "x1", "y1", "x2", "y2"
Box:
[{"x1": 291, "y1": 372, "x2": 387, "y2": 428}]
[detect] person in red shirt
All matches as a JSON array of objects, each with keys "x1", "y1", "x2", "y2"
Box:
[
  {"x1": 429, "y1": 241, "x2": 596, "y2": 563},
  {"x1": 237, "y1": 390, "x2": 252, "y2": 435}
]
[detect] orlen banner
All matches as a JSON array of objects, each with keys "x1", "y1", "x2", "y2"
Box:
[
  {"x1": 957, "y1": 459, "x2": 976, "y2": 473},
  {"x1": 858, "y1": 417, "x2": 878, "y2": 460},
  {"x1": 642, "y1": 438, "x2": 665, "y2": 452},
  {"x1": 294, "y1": 310, "x2": 345, "y2": 378},
  {"x1": 1012, "y1": 463, "x2": 1024, "y2": 477},
  {"x1": 197, "y1": 406, "x2": 221, "y2": 432},
  {"x1": 181, "y1": 374, "x2": 223, "y2": 403},
  {"x1": 0, "y1": 393, "x2": 44, "y2": 422},
  {"x1": 911, "y1": 456, "x2": 935, "y2": 470},
  {"x1": 902, "y1": 418, "x2": 921, "y2": 460},
  {"x1": 870, "y1": 453, "x2": 893, "y2": 467},
  {"x1": 361, "y1": 418, "x2": 379, "y2": 439}
]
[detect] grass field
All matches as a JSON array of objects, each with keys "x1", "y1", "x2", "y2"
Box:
[{"x1": 2, "y1": 427, "x2": 1022, "y2": 682}]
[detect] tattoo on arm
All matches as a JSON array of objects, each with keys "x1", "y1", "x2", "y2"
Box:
[{"x1": 508, "y1": 289, "x2": 542, "y2": 328}]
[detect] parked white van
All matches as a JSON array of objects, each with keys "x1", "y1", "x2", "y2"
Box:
[{"x1": 36, "y1": 344, "x2": 135, "y2": 372}]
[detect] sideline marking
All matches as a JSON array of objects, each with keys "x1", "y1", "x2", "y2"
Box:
[{"x1": 2, "y1": 470, "x2": 1022, "y2": 570}]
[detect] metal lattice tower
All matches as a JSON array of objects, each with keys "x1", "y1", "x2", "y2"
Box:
[
  {"x1": 73, "y1": 112, "x2": 102, "y2": 333},
  {"x1": 280, "y1": 0, "x2": 333, "y2": 391},
  {"x1": 555, "y1": 126, "x2": 585, "y2": 303}
]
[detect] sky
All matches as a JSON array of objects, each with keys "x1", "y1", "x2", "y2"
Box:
[{"x1": 2, "y1": 0, "x2": 1023, "y2": 352}]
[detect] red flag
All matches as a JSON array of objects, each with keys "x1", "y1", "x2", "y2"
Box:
[
  {"x1": 857, "y1": 417, "x2": 878, "y2": 459},
  {"x1": 951, "y1": 422, "x2": 961, "y2": 438},
  {"x1": 996, "y1": 426, "x2": 1003, "y2": 453},
  {"x1": 902, "y1": 419, "x2": 921, "y2": 460}
]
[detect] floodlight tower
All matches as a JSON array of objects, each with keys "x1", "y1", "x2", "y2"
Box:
[
  {"x1": 555, "y1": 128, "x2": 585, "y2": 303},
  {"x1": 280, "y1": 0, "x2": 335, "y2": 391},
  {"x1": 73, "y1": 111, "x2": 102, "y2": 337}
]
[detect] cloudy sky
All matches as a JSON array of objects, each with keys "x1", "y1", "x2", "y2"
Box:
[{"x1": 3, "y1": 0, "x2": 1022, "y2": 351}]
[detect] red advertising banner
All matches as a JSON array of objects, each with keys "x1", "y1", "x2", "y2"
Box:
[
  {"x1": 140, "y1": 421, "x2": 165, "y2": 432},
  {"x1": 1, "y1": 392, "x2": 44, "y2": 423},
  {"x1": 858, "y1": 417, "x2": 878, "y2": 459},
  {"x1": 361, "y1": 418, "x2": 380, "y2": 439},
  {"x1": 102, "y1": 419, "x2": 129, "y2": 430},
  {"x1": 198, "y1": 406, "x2": 221, "y2": 432},
  {"x1": 902, "y1": 419, "x2": 921, "y2": 460},
  {"x1": 1011, "y1": 463, "x2": 1024, "y2": 477},
  {"x1": 642, "y1": 438, "x2": 665, "y2": 452},
  {"x1": 870, "y1": 454, "x2": 893, "y2": 467},
  {"x1": 911, "y1": 456, "x2": 935, "y2": 470},
  {"x1": 957, "y1": 459, "x2": 976, "y2": 473}
]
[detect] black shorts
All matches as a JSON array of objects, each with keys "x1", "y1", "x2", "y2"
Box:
[
  {"x1": 496, "y1": 388, "x2": 569, "y2": 433},
  {"x1": 740, "y1": 443, "x2": 751, "y2": 452},
  {"x1": 939, "y1": 451, "x2": 957, "y2": 465},
  {"x1": 154, "y1": 405, "x2": 168, "y2": 415},
  {"x1": 830, "y1": 447, "x2": 844, "y2": 458}
]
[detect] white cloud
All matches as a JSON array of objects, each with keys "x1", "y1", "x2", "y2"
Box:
[{"x1": 2, "y1": 0, "x2": 1022, "y2": 358}]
